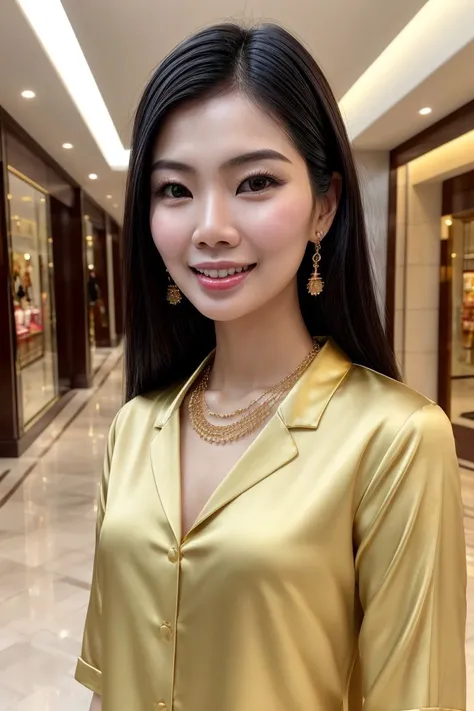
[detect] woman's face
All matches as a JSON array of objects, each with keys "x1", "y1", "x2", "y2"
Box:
[{"x1": 150, "y1": 91, "x2": 334, "y2": 322}]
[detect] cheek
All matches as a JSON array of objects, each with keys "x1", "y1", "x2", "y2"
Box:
[
  {"x1": 150, "y1": 206, "x2": 188, "y2": 260},
  {"x1": 247, "y1": 190, "x2": 313, "y2": 253}
]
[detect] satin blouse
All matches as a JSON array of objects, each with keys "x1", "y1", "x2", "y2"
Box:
[{"x1": 75, "y1": 339, "x2": 467, "y2": 711}]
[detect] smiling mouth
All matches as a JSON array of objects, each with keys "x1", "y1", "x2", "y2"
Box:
[{"x1": 191, "y1": 265, "x2": 256, "y2": 279}]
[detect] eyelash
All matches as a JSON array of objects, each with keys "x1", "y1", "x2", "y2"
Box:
[
  {"x1": 153, "y1": 170, "x2": 283, "y2": 199},
  {"x1": 239, "y1": 170, "x2": 283, "y2": 192}
]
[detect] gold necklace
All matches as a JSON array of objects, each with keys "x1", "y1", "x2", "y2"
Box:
[
  {"x1": 188, "y1": 340, "x2": 320, "y2": 444},
  {"x1": 203, "y1": 361, "x2": 307, "y2": 419}
]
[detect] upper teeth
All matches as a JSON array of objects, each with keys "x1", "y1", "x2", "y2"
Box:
[{"x1": 196, "y1": 266, "x2": 249, "y2": 278}]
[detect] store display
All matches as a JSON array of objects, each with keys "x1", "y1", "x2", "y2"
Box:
[
  {"x1": 8, "y1": 169, "x2": 58, "y2": 427},
  {"x1": 12, "y1": 253, "x2": 45, "y2": 369},
  {"x1": 462, "y1": 271, "x2": 474, "y2": 353}
]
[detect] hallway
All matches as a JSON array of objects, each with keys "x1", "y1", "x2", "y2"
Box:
[{"x1": 0, "y1": 353, "x2": 473, "y2": 710}]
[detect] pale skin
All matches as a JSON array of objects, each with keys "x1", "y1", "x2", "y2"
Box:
[{"x1": 89, "y1": 91, "x2": 338, "y2": 708}]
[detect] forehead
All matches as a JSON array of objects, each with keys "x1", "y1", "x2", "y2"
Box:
[{"x1": 152, "y1": 91, "x2": 299, "y2": 163}]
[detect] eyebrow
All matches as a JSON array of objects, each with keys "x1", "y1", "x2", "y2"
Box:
[{"x1": 151, "y1": 149, "x2": 292, "y2": 174}]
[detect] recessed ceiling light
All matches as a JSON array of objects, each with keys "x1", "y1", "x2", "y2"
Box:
[
  {"x1": 419, "y1": 107, "x2": 432, "y2": 116},
  {"x1": 106, "y1": 194, "x2": 112, "y2": 199},
  {"x1": 21, "y1": 89, "x2": 36, "y2": 99},
  {"x1": 88, "y1": 173, "x2": 98, "y2": 180},
  {"x1": 16, "y1": 0, "x2": 129, "y2": 170},
  {"x1": 62, "y1": 142, "x2": 73, "y2": 150}
]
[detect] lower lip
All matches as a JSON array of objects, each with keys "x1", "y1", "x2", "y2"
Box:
[{"x1": 193, "y1": 268, "x2": 254, "y2": 292}]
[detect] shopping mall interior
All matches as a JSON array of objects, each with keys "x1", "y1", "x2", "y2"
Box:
[{"x1": 0, "y1": 0, "x2": 473, "y2": 709}]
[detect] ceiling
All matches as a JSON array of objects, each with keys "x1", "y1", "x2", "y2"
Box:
[
  {"x1": 0, "y1": 0, "x2": 473, "y2": 222},
  {"x1": 353, "y1": 38, "x2": 474, "y2": 150}
]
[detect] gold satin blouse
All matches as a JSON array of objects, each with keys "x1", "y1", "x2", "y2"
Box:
[{"x1": 75, "y1": 340, "x2": 467, "y2": 711}]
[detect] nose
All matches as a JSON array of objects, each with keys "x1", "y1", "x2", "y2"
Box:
[{"x1": 192, "y1": 193, "x2": 240, "y2": 249}]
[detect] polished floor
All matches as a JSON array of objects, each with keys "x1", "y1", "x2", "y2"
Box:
[
  {"x1": 0, "y1": 351, "x2": 473, "y2": 710},
  {"x1": 18, "y1": 347, "x2": 112, "y2": 428}
]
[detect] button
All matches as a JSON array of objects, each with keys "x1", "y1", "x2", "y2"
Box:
[
  {"x1": 160, "y1": 623, "x2": 173, "y2": 641},
  {"x1": 167, "y1": 547, "x2": 180, "y2": 563}
]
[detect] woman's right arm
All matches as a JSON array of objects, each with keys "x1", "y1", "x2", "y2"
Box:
[{"x1": 90, "y1": 694, "x2": 101, "y2": 711}]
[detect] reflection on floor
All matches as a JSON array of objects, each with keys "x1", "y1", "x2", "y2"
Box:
[
  {"x1": 20, "y1": 352, "x2": 57, "y2": 426},
  {"x1": 91, "y1": 347, "x2": 111, "y2": 376},
  {"x1": 0, "y1": 356, "x2": 472, "y2": 710},
  {"x1": 452, "y1": 377, "x2": 474, "y2": 429}
]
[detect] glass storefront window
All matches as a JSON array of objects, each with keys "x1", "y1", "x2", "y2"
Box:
[
  {"x1": 451, "y1": 217, "x2": 474, "y2": 379},
  {"x1": 85, "y1": 215, "x2": 109, "y2": 371},
  {"x1": 9, "y1": 169, "x2": 58, "y2": 427}
]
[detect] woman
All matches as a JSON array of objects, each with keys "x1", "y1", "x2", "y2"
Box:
[{"x1": 76, "y1": 22, "x2": 467, "y2": 711}]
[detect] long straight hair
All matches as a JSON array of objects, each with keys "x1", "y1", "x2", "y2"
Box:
[{"x1": 123, "y1": 22, "x2": 400, "y2": 401}]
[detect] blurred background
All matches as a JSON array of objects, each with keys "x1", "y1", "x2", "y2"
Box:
[{"x1": 0, "y1": 0, "x2": 472, "y2": 709}]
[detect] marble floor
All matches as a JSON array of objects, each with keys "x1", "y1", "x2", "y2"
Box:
[
  {"x1": 17, "y1": 347, "x2": 113, "y2": 428},
  {"x1": 0, "y1": 351, "x2": 473, "y2": 710}
]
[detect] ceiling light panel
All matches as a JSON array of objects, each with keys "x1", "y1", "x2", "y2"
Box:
[
  {"x1": 339, "y1": 0, "x2": 474, "y2": 141},
  {"x1": 16, "y1": 0, "x2": 130, "y2": 170}
]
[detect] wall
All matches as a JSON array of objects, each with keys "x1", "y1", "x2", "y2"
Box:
[
  {"x1": 394, "y1": 166, "x2": 442, "y2": 400},
  {"x1": 354, "y1": 151, "x2": 390, "y2": 322},
  {"x1": 409, "y1": 129, "x2": 474, "y2": 185}
]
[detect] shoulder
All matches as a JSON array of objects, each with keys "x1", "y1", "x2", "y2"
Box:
[
  {"x1": 344, "y1": 362, "x2": 449, "y2": 436},
  {"x1": 342, "y1": 364, "x2": 457, "y2": 496}
]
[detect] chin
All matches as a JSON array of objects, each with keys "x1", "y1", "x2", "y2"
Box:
[{"x1": 187, "y1": 293, "x2": 260, "y2": 323}]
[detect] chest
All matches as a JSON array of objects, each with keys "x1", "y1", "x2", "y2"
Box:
[{"x1": 179, "y1": 406, "x2": 263, "y2": 539}]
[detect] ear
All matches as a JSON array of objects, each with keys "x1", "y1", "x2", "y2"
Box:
[{"x1": 310, "y1": 172, "x2": 342, "y2": 242}]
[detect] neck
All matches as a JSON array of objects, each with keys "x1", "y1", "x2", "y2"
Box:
[{"x1": 210, "y1": 286, "x2": 314, "y2": 395}]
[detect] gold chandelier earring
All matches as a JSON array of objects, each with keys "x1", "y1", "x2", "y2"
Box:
[
  {"x1": 166, "y1": 271, "x2": 182, "y2": 305},
  {"x1": 307, "y1": 231, "x2": 324, "y2": 297}
]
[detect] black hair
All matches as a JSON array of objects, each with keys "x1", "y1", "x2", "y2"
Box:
[{"x1": 123, "y1": 22, "x2": 400, "y2": 400}]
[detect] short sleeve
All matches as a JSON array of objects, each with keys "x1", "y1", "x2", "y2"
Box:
[
  {"x1": 354, "y1": 404, "x2": 467, "y2": 711},
  {"x1": 74, "y1": 412, "x2": 119, "y2": 696}
]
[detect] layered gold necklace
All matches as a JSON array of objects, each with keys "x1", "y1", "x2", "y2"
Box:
[{"x1": 188, "y1": 340, "x2": 320, "y2": 444}]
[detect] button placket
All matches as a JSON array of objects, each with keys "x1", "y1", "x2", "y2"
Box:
[{"x1": 160, "y1": 542, "x2": 182, "y2": 709}]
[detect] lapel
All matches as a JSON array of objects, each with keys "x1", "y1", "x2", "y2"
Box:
[
  {"x1": 189, "y1": 413, "x2": 298, "y2": 538},
  {"x1": 150, "y1": 339, "x2": 352, "y2": 543},
  {"x1": 150, "y1": 355, "x2": 211, "y2": 544},
  {"x1": 150, "y1": 412, "x2": 182, "y2": 543}
]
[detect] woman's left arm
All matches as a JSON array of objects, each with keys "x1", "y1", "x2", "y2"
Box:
[{"x1": 354, "y1": 404, "x2": 467, "y2": 711}]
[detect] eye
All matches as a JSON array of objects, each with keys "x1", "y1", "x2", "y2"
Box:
[
  {"x1": 237, "y1": 174, "x2": 280, "y2": 194},
  {"x1": 160, "y1": 182, "x2": 192, "y2": 199}
]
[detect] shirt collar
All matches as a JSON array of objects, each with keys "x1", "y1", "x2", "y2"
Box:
[{"x1": 153, "y1": 339, "x2": 352, "y2": 431}]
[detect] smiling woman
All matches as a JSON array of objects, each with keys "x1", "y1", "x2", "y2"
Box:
[{"x1": 75, "y1": 22, "x2": 466, "y2": 711}]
